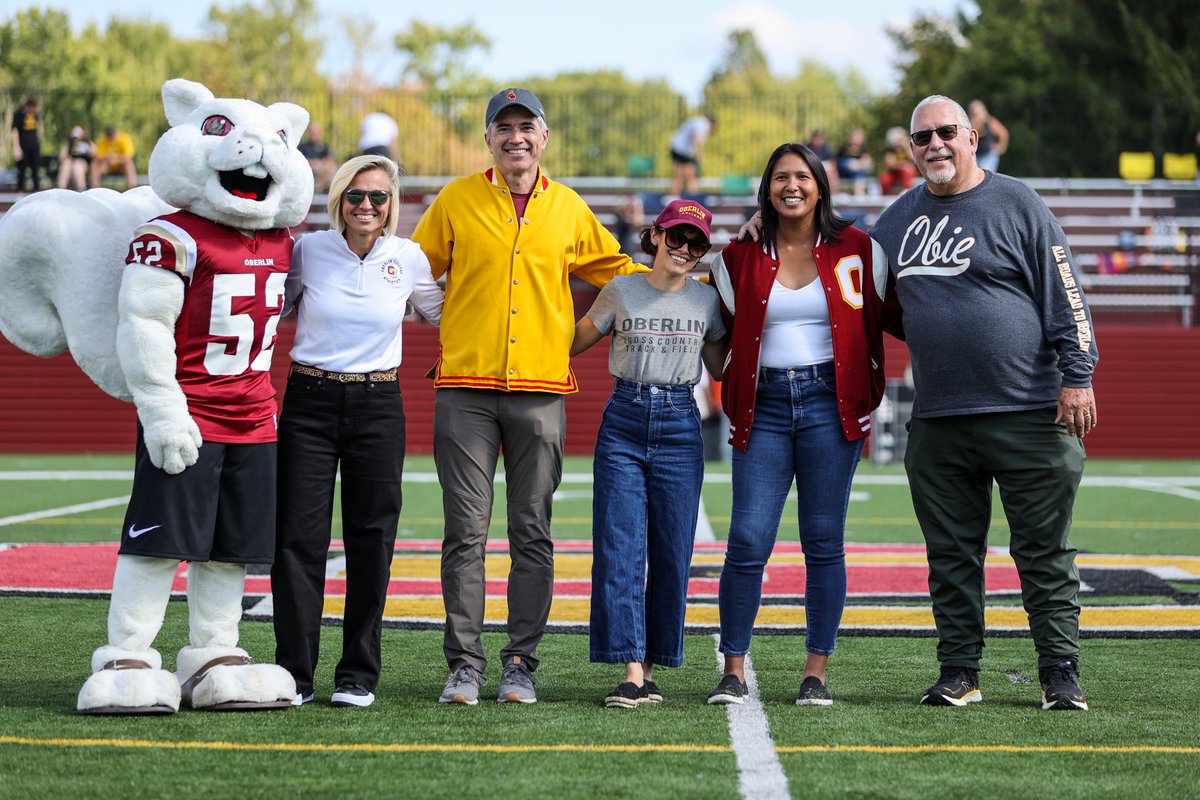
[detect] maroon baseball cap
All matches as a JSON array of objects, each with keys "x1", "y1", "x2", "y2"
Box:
[
  {"x1": 485, "y1": 88, "x2": 546, "y2": 128},
  {"x1": 655, "y1": 198, "x2": 713, "y2": 241}
]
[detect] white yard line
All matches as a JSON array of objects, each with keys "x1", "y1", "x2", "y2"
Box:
[
  {"x1": 0, "y1": 471, "x2": 133, "y2": 480},
  {"x1": 695, "y1": 495, "x2": 716, "y2": 543},
  {"x1": 1121, "y1": 478, "x2": 1200, "y2": 502},
  {"x1": 0, "y1": 496, "x2": 130, "y2": 527},
  {"x1": 713, "y1": 634, "x2": 790, "y2": 800}
]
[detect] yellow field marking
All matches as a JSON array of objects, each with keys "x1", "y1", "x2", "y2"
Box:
[
  {"x1": 378, "y1": 551, "x2": 1200, "y2": 579},
  {"x1": 1078, "y1": 554, "x2": 1200, "y2": 575},
  {"x1": 360, "y1": 597, "x2": 1200, "y2": 630},
  {"x1": 3, "y1": 735, "x2": 1197, "y2": 756}
]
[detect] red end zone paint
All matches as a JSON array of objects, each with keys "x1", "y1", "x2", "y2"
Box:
[
  {"x1": 0, "y1": 541, "x2": 1011, "y2": 597},
  {"x1": 0, "y1": 542, "x2": 187, "y2": 592}
]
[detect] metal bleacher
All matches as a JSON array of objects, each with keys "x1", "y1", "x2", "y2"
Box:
[{"x1": 3, "y1": 175, "x2": 1198, "y2": 325}]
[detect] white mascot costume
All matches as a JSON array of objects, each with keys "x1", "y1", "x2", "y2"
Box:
[{"x1": 0, "y1": 79, "x2": 314, "y2": 713}]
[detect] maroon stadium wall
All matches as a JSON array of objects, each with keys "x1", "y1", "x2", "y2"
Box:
[{"x1": 1, "y1": 323, "x2": 1196, "y2": 459}]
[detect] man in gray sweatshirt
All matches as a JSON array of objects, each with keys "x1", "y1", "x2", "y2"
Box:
[{"x1": 872, "y1": 95, "x2": 1099, "y2": 712}]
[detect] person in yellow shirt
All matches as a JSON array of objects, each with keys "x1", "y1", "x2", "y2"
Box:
[
  {"x1": 412, "y1": 87, "x2": 643, "y2": 706},
  {"x1": 89, "y1": 125, "x2": 137, "y2": 189}
]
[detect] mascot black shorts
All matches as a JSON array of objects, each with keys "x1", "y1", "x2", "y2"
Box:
[{"x1": 120, "y1": 425, "x2": 277, "y2": 564}]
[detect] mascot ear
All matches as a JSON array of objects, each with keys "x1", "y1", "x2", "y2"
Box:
[
  {"x1": 269, "y1": 102, "x2": 311, "y2": 149},
  {"x1": 162, "y1": 79, "x2": 216, "y2": 127}
]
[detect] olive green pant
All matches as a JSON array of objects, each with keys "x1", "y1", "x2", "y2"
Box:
[{"x1": 905, "y1": 408, "x2": 1086, "y2": 671}]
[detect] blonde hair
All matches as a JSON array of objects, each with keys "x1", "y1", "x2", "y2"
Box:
[{"x1": 327, "y1": 154, "x2": 402, "y2": 237}]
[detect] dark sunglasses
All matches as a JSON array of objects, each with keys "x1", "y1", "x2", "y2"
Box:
[
  {"x1": 344, "y1": 189, "x2": 390, "y2": 207},
  {"x1": 662, "y1": 227, "x2": 711, "y2": 259},
  {"x1": 910, "y1": 124, "x2": 965, "y2": 147}
]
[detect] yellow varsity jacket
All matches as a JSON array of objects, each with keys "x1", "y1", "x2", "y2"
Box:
[{"x1": 412, "y1": 166, "x2": 641, "y2": 393}]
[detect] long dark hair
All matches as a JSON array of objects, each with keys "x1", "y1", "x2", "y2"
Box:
[{"x1": 756, "y1": 142, "x2": 850, "y2": 249}]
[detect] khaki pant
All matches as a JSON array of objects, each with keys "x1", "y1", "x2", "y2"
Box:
[
  {"x1": 434, "y1": 388, "x2": 565, "y2": 674},
  {"x1": 905, "y1": 407, "x2": 1086, "y2": 671}
]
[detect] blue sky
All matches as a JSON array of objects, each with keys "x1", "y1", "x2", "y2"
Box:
[{"x1": 1, "y1": 0, "x2": 974, "y2": 100}]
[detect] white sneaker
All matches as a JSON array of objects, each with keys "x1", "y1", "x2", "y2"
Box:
[
  {"x1": 291, "y1": 692, "x2": 313, "y2": 707},
  {"x1": 331, "y1": 684, "x2": 374, "y2": 707}
]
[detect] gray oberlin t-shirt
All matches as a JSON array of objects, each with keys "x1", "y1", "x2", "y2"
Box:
[{"x1": 587, "y1": 273, "x2": 726, "y2": 386}]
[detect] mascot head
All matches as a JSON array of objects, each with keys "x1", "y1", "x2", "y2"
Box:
[{"x1": 148, "y1": 79, "x2": 314, "y2": 230}]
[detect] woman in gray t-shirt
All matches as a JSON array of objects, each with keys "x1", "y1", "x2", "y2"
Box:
[{"x1": 570, "y1": 198, "x2": 726, "y2": 709}]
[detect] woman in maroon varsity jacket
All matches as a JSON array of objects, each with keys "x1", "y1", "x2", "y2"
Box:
[{"x1": 706, "y1": 142, "x2": 894, "y2": 706}]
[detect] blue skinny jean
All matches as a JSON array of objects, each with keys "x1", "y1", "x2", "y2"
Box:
[{"x1": 718, "y1": 363, "x2": 865, "y2": 656}]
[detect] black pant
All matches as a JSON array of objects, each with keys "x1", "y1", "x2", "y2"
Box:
[
  {"x1": 16, "y1": 142, "x2": 40, "y2": 191},
  {"x1": 272, "y1": 370, "x2": 406, "y2": 694}
]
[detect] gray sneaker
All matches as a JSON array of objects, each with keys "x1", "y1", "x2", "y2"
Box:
[
  {"x1": 497, "y1": 656, "x2": 537, "y2": 704},
  {"x1": 439, "y1": 665, "x2": 486, "y2": 705}
]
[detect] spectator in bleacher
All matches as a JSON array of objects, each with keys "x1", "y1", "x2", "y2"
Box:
[
  {"x1": 298, "y1": 122, "x2": 335, "y2": 194},
  {"x1": 412, "y1": 87, "x2": 643, "y2": 707},
  {"x1": 359, "y1": 111, "x2": 399, "y2": 162},
  {"x1": 879, "y1": 126, "x2": 919, "y2": 195},
  {"x1": 669, "y1": 114, "x2": 715, "y2": 196},
  {"x1": 89, "y1": 125, "x2": 138, "y2": 189},
  {"x1": 871, "y1": 94, "x2": 1098, "y2": 711},
  {"x1": 969, "y1": 99, "x2": 1009, "y2": 173},
  {"x1": 613, "y1": 193, "x2": 646, "y2": 261},
  {"x1": 836, "y1": 128, "x2": 874, "y2": 196},
  {"x1": 807, "y1": 128, "x2": 839, "y2": 194},
  {"x1": 706, "y1": 142, "x2": 892, "y2": 707},
  {"x1": 9, "y1": 95, "x2": 43, "y2": 192},
  {"x1": 56, "y1": 126, "x2": 95, "y2": 191},
  {"x1": 571, "y1": 198, "x2": 726, "y2": 709},
  {"x1": 271, "y1": 154, "x2": 443, "y2": 710}
]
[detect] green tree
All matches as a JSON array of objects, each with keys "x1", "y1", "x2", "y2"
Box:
[
  {"x1": 520, "y1": 71, "x2": 681, "y2": 178},
  {"x1": 200, "y1": 0, "x2": 327, "y2": 101},
  {"x1": 393, "y1": 20, "x2": 491, "y2": 95},
  {"x1": 885, "y1": 0, "x2": 1200, "y2": 176},
  {"x1": 703, "y1": 30, "x2": 871, "y2": 178}
]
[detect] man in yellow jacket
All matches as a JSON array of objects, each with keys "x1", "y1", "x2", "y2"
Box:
[{"x1": 413, "y1": 88, "x2": 642, "y2": 706}]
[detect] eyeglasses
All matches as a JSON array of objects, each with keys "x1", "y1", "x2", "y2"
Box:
[
  {"x1": 910, "y1": 124, "x2": 965, "y2": 147},
  {"x1": 662, "y1": 227, "x2": 711, "y2": 259},
  {"x1": 344, "y1": 189, "x2": 390, "y2": 207}
]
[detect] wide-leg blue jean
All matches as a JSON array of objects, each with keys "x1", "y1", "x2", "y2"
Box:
[
  {"x1": 590, "y1": 379, "x2": 704, "y2": 668},
  {"x1": 718, "y1": 363, "x2": 864, "y2": 656}
]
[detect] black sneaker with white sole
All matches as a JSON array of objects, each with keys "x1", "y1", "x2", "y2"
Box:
[
  {"x1": 920, "y1": 667, "x2": 981, "y2": 707},
  {"x1": 639, "y1": 679, "x2": 663, "y2": 704},
  {"x1": 604, "y1": 681, "x2": 641, "y2": 709},
  {"x1": 331, "y1": 684, "x2": 375, "y2": 708},
  {"x1": 795, "y1": 676, "x2": 833, "y2": 706},
  {"x1": 1039, "y1": 658, "x2": 1088, "y2": 711},
  {"x1": 707, "y1": 674, "x2": 748, "y2": 705}
]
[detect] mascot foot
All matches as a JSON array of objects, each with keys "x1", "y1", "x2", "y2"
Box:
[
  {"x1": 77, "y1": 646, "x2": 181, "y2": 715},
  {"x1": 177, "y1": 646, "x2": 296, "y2": 711}
]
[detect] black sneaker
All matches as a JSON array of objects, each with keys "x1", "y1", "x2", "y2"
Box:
[
  {"x1": 920, "y1": 667, "x2": 981, "y2": 707},
  {"x1": 1039, "y1": 658, "x2": 1088, "y2": 711},
  {"x1": 604, "y1": 681, "x2": 641, "y2": 709},
  {"x1": 639, "y1": 679, "x2": 663, "y2": 705},
  {"x1": 795, "y1": 675, "x2": 833, "y2": 706},
  {"x1": 331, "y1": 683, "x2": 375, "y2": 708},
  {"x1": 707, "y1": 674, "x2": 748, "y2": 705}
]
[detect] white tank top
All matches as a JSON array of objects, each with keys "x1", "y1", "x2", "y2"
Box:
[{"x1": 758, "y1": 278, "x2": 834, "y2": 368}]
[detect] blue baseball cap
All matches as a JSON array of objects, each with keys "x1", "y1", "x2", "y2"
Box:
[{"x1": 485, "y1": 88, "x2": 545, "y2": 128}]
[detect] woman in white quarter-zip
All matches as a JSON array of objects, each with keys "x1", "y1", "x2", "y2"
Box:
[{"x1": 271, "y1": 154, "x2": 443, "y2": 710}]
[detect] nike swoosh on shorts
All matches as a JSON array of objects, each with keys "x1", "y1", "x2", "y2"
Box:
[{"x1": 127, "y1": 524, "x2": 163, "y2": 539}]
